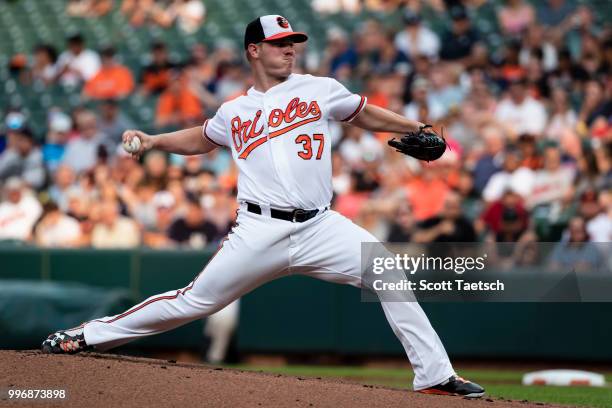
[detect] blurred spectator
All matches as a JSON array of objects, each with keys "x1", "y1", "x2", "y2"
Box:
[
  {"x1": 403, "y1": 78, "x2": 445, "y2": 123},
  {"x1": 48, "y1": 164, "x2": 76, "y2": 212},
  {"x1": 564, "y1": 6, "x2": 602, "y2": 62},
  {"x1": 497, "y1": 0, "x2": 535, "y2": 37},
  {"x1": 524, "y1": 51, "x2": 549, "y2": 99},
  {"x1": 202, "y1": 299, "x2": 240, "y2": 364},
  {"x1": 482, "y1": 148, "x2": 534, "y2": 202},
  {"x1": 66, "y1": 0, "x2": 113, "y2": 17},
  {"x1": 83, "y1": 47, "x2": 135, "y2": 100},
  {"x1": 363, "y1": 73, "x2": 391, "y2": 110},
  {"x1": 8, "y1": 54, "x2": 28, "y2": 84},
  {"x1": 413, "y1": 192, "x2": 476, "y2": 243},
  {"x1": 495, "y1": 78, "x2": 547, "y2": 137},
  {"x1": 167, "y1": 178, "x2": 187, "y2": 211},
  {"x1": 582, "y1": 191, "x2": 612, "y2": 242},
  {"x1": 312, "y1": 0, "x2": 360, "y2": 14},
  {"x1": 499, "y1": 41, "x2": 526, "y2": 84},
  {"x1": 34, "y1": 202, "x2": 82, "y2": 247},
  {"x1": 65, "y1": 184, "x2": 92, "y2": 222},
  {"x1": 43, "y1": 111, "x2": 73, "y2": 173},
  {"x1": 332, "y1": 152, "x2": 352, "y2": 196},
  {"x1": 356, "y1": 200, "x2": 388, "y2": 240},
  {"x1": 516, "y1": 133, "x2": 542, "y2": 170},
  {"x1": 528, "y1": 145, "x2": 576, "y2": 208},
  {"x1": 123, "y1": 181, "x2": 157, "y2": 229},
  {"x1": 440, "y1": 6, "x2": 480, "y2": 62},
  {"x1": 544, "y1": 88, "x2": 577, "y2": 140},
  {"x1": 208, "y1": 39, "x2": 239, "y2": 70},
  {"x1": 519, "y1": 24, "x2": 558, "y2": 74},
  {"x1": 144, "y1": 190, "x2": 176, "y2": 248},
  {"x1": 198, "y1": 149, "x2": 231, "y2": 177},
  {"x1": 31, "y1": 44, "x2": 58, "y2": 86},
  {"x1": 386, "y1": 202, "x2": 416, "y2": 242},
  {"x1": 97, "y1": 99, "x2": 136, "y2": 146},
  {"x1": 406, "y1": 164, "x2": 451, "y2": 222},
  {"x1": 548, "y1": 216, "x2": 606, "y2": 273},
  {"x1": 322, "y1": 27, "x2": 358, "y2": 78},
  {"x1": 481, "y1": 189, "x2": 529, "y2": 241},
  {"x1": 577, "y1": 79, "x2": 611, "y2": 135},
  {"x1": 172, "y1": 0, "x2": 206, "y2": 34},
  {"x1": 203, "y1": 188, "x2": 236, "y2": 237},
  {"x1": 189, "y1": 44, "x2": 216, "y2": 86},
  {"x1": 140, "y1": 41, "x2": 178, "y2": 95},
  {"x1": 61, "y1": 111, "x2": 112, "y2": 173},
  {"x1": 394, "y1": 9, "x2": 440, "y2": 59},
  {"x1": 428, "y1": 64, "x2": 465, "y2": 116},
  {"x1": 55, "y1": 34, "x2": 101, "y2": 86},
  {"x1": 460, "y1": 70, "x2": 497, "y2": 135},
  {"x1": 402, "y1": 54, "x2": 432, "y2": 104},
  {"x1": 155, "y1": 70, "x2": 203, "y2": 128},
  {"x1": 91, "y1": 200, "x2": 141, "y2": 248},
  {"x1": 168, "y1": 196, "x2": 218, "y2": 248},
  {"x1": 366, "y1": 31, "x2": 410, "y2": 76},
  {"x1": 473, "y1": 126, "x2": 505, "y2": 193},
  {"x1": 338, "y1": 126, "x2": 383, "y2": 168},
  {"x1": 548, "y1": 48, "x2": 589, "y2": 91},
  {"x1": 143, "y1": 151, "x2": 169, "y2": 189},
  {"x1": 121, "y1": 0, "x2": 176, "y2": 27},
  {"x1": 1, "y1": 112, "x2": 27, "y2": 154},
  {"x1": 214, "y1": 61, "x2": 248, "y2": 103},
  {"x1": 493, "y1": 205, "x2": 529, "y2": 242},
  {"x1": 0, "y1": 127, "x2": 46, "y2": 190},
  {"x1": 352, "y1": 160, "x2": 380, "y2": 193},
  {"x1": 456, "y1": 170, "x2": 483, "y2": 221},
  {"x1": 0, "y1": 177, "x2": 43, "y2": 242},
  {"x1": 536, "y1": 0, "x2": 576, "y2": 27}
]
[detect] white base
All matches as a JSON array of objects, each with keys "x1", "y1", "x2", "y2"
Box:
[{"x1": 523, "y1": 370, "x2": 605, "y2": 387}]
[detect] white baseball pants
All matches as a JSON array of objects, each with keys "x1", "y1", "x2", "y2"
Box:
[{"x1": 83, "y1": 206, "x2": 455, "y2": 390}]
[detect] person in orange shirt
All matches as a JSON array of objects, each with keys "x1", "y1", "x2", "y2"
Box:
[
  {"x1": 405, "y1": 165, "x2": 450, "y2": 221},
  {"x1": 155, "y1": 69, "x2": 203, "y2": 128},
  {"x1": 140, "y1": 42, "x2": 178, "y2": 95},
  {"x1": 83, "y1": 47, "x2": 134, "y2": 100}
]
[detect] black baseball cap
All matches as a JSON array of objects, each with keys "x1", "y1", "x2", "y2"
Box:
[{"x1": 244, "y1": 15, "x2": 308, "y2": 50}]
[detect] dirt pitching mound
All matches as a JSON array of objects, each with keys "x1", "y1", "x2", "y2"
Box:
[{"x1": 0, "y1": 350, "x2": 560, "y2": 408}]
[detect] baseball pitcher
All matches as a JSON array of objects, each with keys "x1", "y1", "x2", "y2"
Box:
[{"x1": 42, "y1": 15, "x2": 483, "y2": 398}]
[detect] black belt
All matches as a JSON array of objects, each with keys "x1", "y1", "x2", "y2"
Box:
[{"x1": 246, "y1": 202, "x2": 326, "y2": 223}]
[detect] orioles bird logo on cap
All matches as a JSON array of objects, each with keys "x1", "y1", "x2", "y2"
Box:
[{"x1": 277, "y1": 16, "x2": 289, "y2": 28}]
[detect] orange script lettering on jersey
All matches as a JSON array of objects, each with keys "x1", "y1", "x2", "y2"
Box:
[{"x1": 231, "y1": 98, "x2": 321, "y2": 159}]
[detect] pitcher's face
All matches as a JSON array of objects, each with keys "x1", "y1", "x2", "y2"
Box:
[{"x1": 258, "y1": 39, "x2": 296, "y2": 78}]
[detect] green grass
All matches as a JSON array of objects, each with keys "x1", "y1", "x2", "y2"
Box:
[{"x1": 227, "y1": 365, "x2": 612, "y2": 408}]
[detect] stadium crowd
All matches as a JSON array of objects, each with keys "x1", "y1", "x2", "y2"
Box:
[{"x1": 0, "y1": 0, "x2": 610, "y2": 268}]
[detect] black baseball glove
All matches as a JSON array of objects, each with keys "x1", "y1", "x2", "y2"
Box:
[{"x1": 388, "y1": 125, "x2": 447, "y2": 162}]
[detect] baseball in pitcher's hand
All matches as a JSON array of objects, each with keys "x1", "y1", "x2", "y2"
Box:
[{"x1": 122, "y1": 129, "x2": 153, "y2": 159}]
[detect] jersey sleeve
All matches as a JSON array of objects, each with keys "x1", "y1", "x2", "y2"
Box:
[
  {"x1": 326, "y1": 78, "x2": 367, "y2": 122},
  {"x1": 202, "y1": 107, "x2": 228, "y2": 147}
]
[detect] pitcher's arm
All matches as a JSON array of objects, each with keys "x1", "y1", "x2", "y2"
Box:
[
  {"x1": 122, "y1": 126, "x2": 217, "y2": 158},
  {"x1": 350, "y1": 104, "x2": 424, "y2": 134}
]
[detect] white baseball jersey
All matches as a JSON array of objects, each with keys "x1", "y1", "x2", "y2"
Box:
[{"x1": 202, "y1": 73, "x2": 367, "y2": 210}]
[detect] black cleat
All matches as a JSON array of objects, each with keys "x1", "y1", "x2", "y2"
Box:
[
  {"x1": 41, "y1": 327, "x2": 92, "y2": 354},
  {"x1": 419, "y1": 375, "x2": 485, "y2": 398}
]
